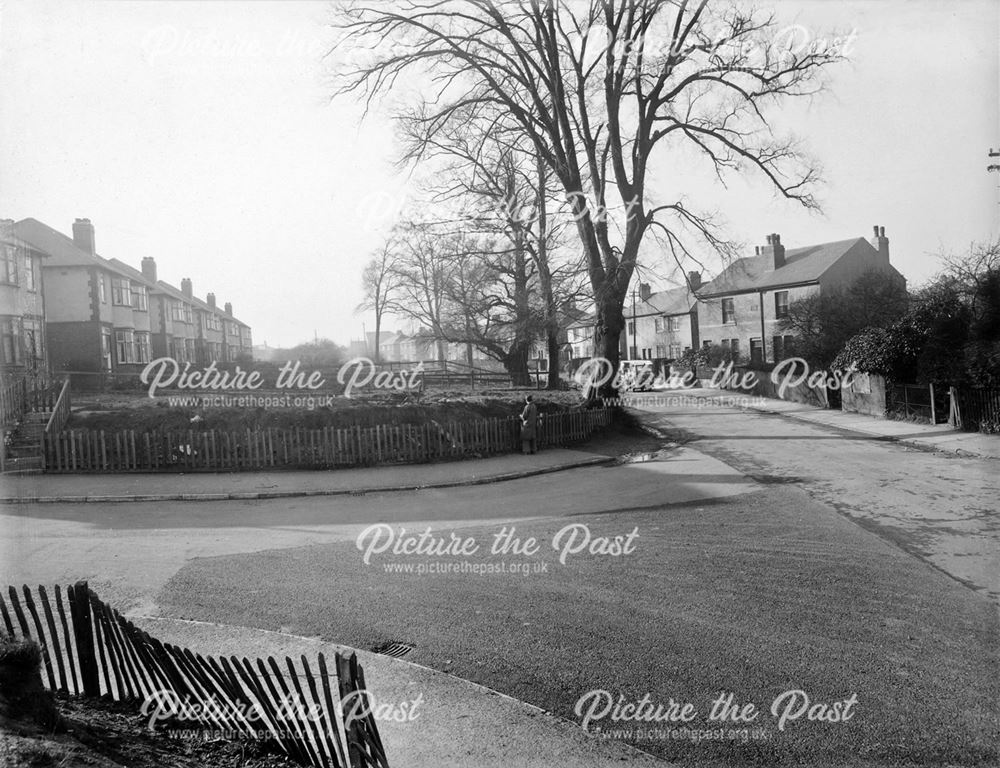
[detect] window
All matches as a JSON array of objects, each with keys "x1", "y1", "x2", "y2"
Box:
[
  {"x1": 115, "y1": 330, "x2": 135, "y2": 363},
  {"x1": 721, "y1": 298, "x2": 735, "y2": 324},
  {"x1": 654, "y1": 317, "x2": 664, "y2": 332},
  {"x1": 703, "y1": 340, "x2": 712, "y2": 348},
  {"x1": 134, "y1": 332, "x2": 151, "y2": 363},
  {"x1": 772, "y1": 334, "x2": 796, "y2": 362},
  {"x1": 730, "y1": 338, "x2": 740, "y2": 362},
  {"x1": 750, "y1": 338, "x2": 763, "y2": 366},
  {"x1": 1, "y1": 246, "x2": 18, "y2": 285},
  {"x1": 23, "y1": 254, "x2": 35, "y2": 291},
  {"x1": 774, "y1": 291, "x2": 789, "y2": 319},
  {"x1": 183, "y1": 304, "x2": 193, "y2": 324},
  {"x1": 23, "y1": 319, "x2": 42, "y2": 363},
  {"x1": 99, "y1": 274, "x2": 107, "y2": 303},
  {"x1": 101, "y1": 329, "x2": 112, "y2": 370},
  {"x1": 627, "y1": 321, "x2": 635, "y2": 335},
  {"x1": 185, "y1": 339, "x2": 195, "y2": 362},
  {"x1": 655, "y1": 344, "x2": 665, "y2": 358},
  {"x1": 131, "y1": 287, "x2": 148, "y2": 311},
  {"x1": 170, "y1": 337, "x2": 186, "y2": 362},
  {"x1": 1, "y1": 318, "x2": 21, "y2": 365},
  {"x1": 111, "y1": 277, "x2": 131, "y2": 305},
  {"x1": 171, "y1": 302, "x2": 185, "y2": 322},
  {"x1": 669, "y1": 343, "x2": 682, "y2": 359},
  {"x1": 668, "y1": 316, "x2": 681, "y2": 332}
]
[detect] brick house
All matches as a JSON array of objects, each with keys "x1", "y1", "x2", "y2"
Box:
[
  {"x1": 13, "y1": 217, "x2": 253, "y2": 379},
  {"x1": 621, "y1": 277, "x2": 700, "y2": 361},
  {"x1": 13, "y1": 218, "x2": 154, "y2": 379},
  {"x1": 0, "y1": 220, "x2": 48, "y2": 382},
  {"x1": 695, "y1": 227, "x2": 905, "y2": 366}
]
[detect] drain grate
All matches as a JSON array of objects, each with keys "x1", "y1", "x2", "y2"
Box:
[{"x1": 372, "y1": 641, "x2": 414, "y2": 658}]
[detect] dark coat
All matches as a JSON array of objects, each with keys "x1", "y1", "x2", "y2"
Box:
[{"x1": 520, "y1": 402, "x2": 539, "y2": 440}]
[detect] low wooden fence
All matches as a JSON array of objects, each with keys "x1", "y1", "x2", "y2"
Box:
[
  {"x1": 951, "y1": 386, "x2": 1000, "y2": 432},
  {"x1": 0, "y1": 376, "x2": 27, "y2": 427},
  {"x1": 0, "y1": 375, "x2": 58, "y2": 428},
  {"x1": 1, "y1": 582, "x2": 388, "y2": 768},
  {"x1": 41, "y1": 407, "x2": 614, "y2": 473},
  {"x1": 45, "y1": 378, "x2": 72, "y2": 434}
]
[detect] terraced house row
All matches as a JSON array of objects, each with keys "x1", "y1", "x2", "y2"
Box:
[
  {"x1": 0, "y1": 217, "x2": 252, "y2": 385},
  {"x1": 620, "y1": 225, "x2": 905, "y2": 366}
]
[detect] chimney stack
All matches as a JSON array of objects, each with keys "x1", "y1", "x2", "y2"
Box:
[
  {"x1": 762, "y1": 233, "x2": 785, "y2": 269},
  {"x1": 181, "y1": 278, "x2": 193, "y2": 298},
  {"x1": 688, "y1": 270, "x2": 703, "y2": 291},
  {"x1": 871, "y1": 225, "x2": 889, "y2": 260},
  {"x1": 207, "y1": 292, "x2": 216, "y2": 309},
  {"x1": 639, "y1": 283, "x2": 652, "y2": 301},
  {"x1": 224, "y1": 302, "x2": 233, "y2": 316},
  {"x1": 141, "y1": 257, "x2": 157, "y2": 283},
  {"x1": 73, "y1": 218, "x2": 95, "y2": 255}
]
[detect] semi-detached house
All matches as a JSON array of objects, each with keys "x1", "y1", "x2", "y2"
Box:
[
  {"x1": 695, "y1": 227, "x2": 906, "y2": 366},
  {"x1": 0, "y1": 220, "x2": 48, "y2": 381},
  {"x1": 11, "y1": 217, "x2": 252, "y2": 381}
]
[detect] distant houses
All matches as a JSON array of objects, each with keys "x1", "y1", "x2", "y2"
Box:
[
  {"x1": 0, "y1": 217, "x2": 252, "y2": 385},
  {"x1": 695, "y1": 227, "x2": 904, "y2": 366},
  {"x1": 346, "y1": 227, "x2": 906, "y2": 374},
  {"x1": 615, "y1": 227, "x2": 905, "y2": 368}
]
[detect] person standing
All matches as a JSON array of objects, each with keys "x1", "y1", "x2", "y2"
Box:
[{"x1": 520, "y1": 395, "x2": 539, "y2": 455}]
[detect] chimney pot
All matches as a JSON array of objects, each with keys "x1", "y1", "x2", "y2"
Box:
[
  {"x1": 207, "y1": 292, "x2": 216, "y2": 308},
  {"x1": 639, "y1": 283, "x2": 652, "y2": 301},
  {"x1": 140, "y1": 257, "x2": 157, "y2": 283},
  {"x1": 688, "y1": 270, "x2": 703, "y2": 290},
  {"x1": 181, "y1": 278, "x2": 193, "y2": 298},
  {"x1": 224, "y1": 302, "x2": 233, "y2": 316},
  {"x1": 879, "y1": 226, "x2": 885, "y2": 238},
  {"x1": 72, "y1": 218, "x2": 96, "y2": 255},
  {"x1": 763, "y1": 232, "x2": 785, "y2": 270}
]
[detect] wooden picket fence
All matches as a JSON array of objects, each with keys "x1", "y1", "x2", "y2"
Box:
[
  {"x1": 1, "y1": 582, "x2": 389, "y2": 768},
  {"x1": 951, "y1": 386, "x2": 1000, "y2": 432},
  {"x1": 41, "y1": 407, "x2": 614, "y2": 473}
]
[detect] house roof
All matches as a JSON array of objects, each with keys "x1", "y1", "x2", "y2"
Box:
[
  {"x1": 697, "y1": 238, "x2": 868, "y2": 297},
  {"x1": 0, "y1": 221, "x2": 48, "y2": 257},
  {"x1": 624, "y1": 285, "x2": 696, "y2": 319},
  {"x1": 13, "y1": 218, "x2": 133, "y2": 276},
  {"x1": 107, "y1": 258, "x2": 158, "y2": 290}
]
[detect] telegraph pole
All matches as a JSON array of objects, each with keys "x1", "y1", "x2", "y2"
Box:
[{"x1": 631, "y1": 288, "x2": 637, "y2": 359}]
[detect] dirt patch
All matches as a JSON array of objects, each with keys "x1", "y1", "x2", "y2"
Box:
[
  {"x1": 1, "y1": 695, "x2": 294, "y2": 768},
  {"x1": 68, "y1": 389, "x2": 588, "y2": 432}
]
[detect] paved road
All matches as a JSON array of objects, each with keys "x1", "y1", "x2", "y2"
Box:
[
  {"x1": 2, "y1": 399, "x2": 997, "y2": 766},
  {"x1": 628, "y1": 389, "x2": 1000, "y2": 603},
  {"x1": 1, "y1": 445, "x2": 750, "y2": 613}
]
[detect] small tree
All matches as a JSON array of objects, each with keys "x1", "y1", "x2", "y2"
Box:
[
  {"x1": 780, "y1": 270, "x2": 908, "y2": 368},
  {"x1": 358, "y1": 241, "x2": 401, "y2": 363}
]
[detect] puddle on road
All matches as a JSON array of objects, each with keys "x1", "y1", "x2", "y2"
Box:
[{"x1": 609, "y1": 446, "x2": 678, "y2": 465}]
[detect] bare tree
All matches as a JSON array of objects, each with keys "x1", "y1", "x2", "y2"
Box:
[
  {"x1": 398, "y1": 107, "x2": 582, "y2": 385},
  {"x1": 333, "y1": 0, "x2": 842, "y2": 394},
  {"x1": 358, "y1": 239, "x2": 402, "y2": 362}
]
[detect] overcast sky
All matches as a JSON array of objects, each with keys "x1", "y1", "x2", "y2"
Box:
[{"x1": 2, "y1": 0, "x2": 997, "y2": 349}]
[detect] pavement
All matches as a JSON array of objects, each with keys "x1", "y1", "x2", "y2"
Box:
[
  {"x1": 0, "y1": 447, "x2": 612, "y2": 503},
  {"x1": 134, "y1": 616, "x2": 667, "y2": 768},
  {"x1": 647, "y1": 387, "x2": 1000, "y2": 460},
  {"x1": 4, "y1": 397, "x2": 996, "y2": 767}
]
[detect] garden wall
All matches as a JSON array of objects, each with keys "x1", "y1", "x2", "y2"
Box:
[{"x1": 841, "y1": 372, "x2": 887, "y2": 417}]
